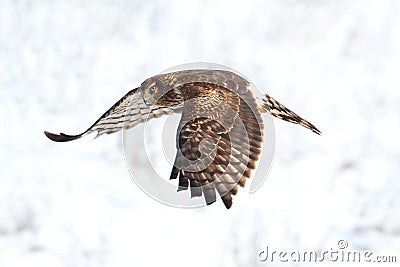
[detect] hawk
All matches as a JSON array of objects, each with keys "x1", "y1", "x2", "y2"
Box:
[{"x1": 45, "y1": 69, "x2": 321, "y2": 209}]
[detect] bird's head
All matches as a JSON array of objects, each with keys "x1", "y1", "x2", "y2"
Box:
[{"x1": 141, "y1": 77, "x2": 163, "y2": 105}]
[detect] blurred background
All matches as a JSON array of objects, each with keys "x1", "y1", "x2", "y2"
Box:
[{"x1": 0, "y1": 0, "x2": 399, "y2": 266}]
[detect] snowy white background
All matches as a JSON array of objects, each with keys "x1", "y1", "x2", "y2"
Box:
[{"x1": 1, "y1": 0, "x2": 399, "y2": 266}]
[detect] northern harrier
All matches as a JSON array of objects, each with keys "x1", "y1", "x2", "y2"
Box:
[{"x1": 45, "y1": 69, "x2": 321, "y2": 209}]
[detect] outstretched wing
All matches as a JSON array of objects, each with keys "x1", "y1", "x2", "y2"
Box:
[
  {"x1": 45, "y1": 87, "x2": 182, "y2": 142},
  {"x1": 260, "y1": 93, "x2": 322, "y2": 135},
  {"x1": 170, "y1": 82, "x2": 263, "y2": 209}
]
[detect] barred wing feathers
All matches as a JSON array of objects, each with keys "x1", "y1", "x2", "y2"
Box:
[
  {"x1": 170, "y1": 82, "x2": 263, "y2": 209},
  {"x1": 44, "y1": 88, "x2": 181, "y2": 142}
]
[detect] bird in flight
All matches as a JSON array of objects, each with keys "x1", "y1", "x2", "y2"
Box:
[{"x1": 45, "y1": 69, "x2": 321, "y2": 209}]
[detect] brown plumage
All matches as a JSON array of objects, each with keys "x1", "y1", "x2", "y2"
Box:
[{"x1": 45, "y1": 69, "x2": 321, "y2": 209}]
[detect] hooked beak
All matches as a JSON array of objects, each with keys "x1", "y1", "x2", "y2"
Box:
[{"x1": 142, "y1": 90, "x2": 150, "y2": 105}]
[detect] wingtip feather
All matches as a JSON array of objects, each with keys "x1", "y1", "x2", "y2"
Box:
[{"x1": 44, "y1": 131, "x2": 82, "y2": 142}]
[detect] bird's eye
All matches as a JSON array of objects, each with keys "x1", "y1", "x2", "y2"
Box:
[{"x1": 149, "y1": 86, "x2": 157, "y2": 93}]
